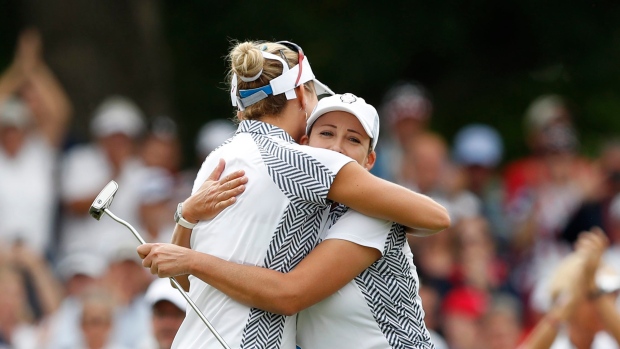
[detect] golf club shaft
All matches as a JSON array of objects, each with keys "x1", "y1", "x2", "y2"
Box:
[{"x1": 103, "y1": 208, "x2": 232, "y2": 349}]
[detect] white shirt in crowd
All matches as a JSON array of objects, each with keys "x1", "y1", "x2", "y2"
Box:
[
  {"x1": 0, "y1": 134, "x2": 57, "y2": 254},
  {"x1": 296, "y1": 206, "x2": 435, "y2": 349},
  {"x1": 59, "y1": 144, "x2": 146, "y2": 260},
  {"x1": 172, "y1": 120, "x2": 353, "y2": 349}
]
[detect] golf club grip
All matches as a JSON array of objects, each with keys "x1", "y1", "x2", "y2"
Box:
[{"x1": 102, "y1": 209, "x2": 231, "y2": 349}]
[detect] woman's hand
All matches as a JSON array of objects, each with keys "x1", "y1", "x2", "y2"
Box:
[
  {"x1": 183, "y1": 158, "x2": 248, "y2": 223},
  {"x1": 575, "y1": 227, "x2": 609, "y2": 292},
  {"x1": 138, "y1": 243, "x2": 195, "y2": 278}
]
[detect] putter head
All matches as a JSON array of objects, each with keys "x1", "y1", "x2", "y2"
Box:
[{"x1": 89, "y1": 180, "x2": 119, "y2": 221}]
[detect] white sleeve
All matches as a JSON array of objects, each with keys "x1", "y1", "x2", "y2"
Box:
[
  {"x1": 323, "y1": 210, "x2": 391, "y2": 255},
  {"x1": 297, "y1": 145, "x2": 355, "y2": 177}
]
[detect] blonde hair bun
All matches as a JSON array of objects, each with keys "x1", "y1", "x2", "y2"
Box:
[{"x1": 230, "y1": 42, "x2": 264, "y2": 82}]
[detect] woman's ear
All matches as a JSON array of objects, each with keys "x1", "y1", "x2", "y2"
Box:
[
  {"x1": 294, "y1": 84, "x2": 307, "y2": 111},
  {"x1": 300, "y1": 134, "x2": 310, "y2": 145},
  {"x1": 364, "y1": 150, "x2": 377, "y2": 171}
]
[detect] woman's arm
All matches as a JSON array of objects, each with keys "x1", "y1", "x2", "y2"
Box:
[
  {"x1": 328, "y1": 162, "x2": 450, "y2": 232},
  {"x1": 138, "y1": 238, "x2": 381, "y2": 316},
  {"x1": 168, "y1": 159, "x2": 248, "y2": 291},
  {"x1": 593, "y1": 293, "x2": 620, "y2": 344}
]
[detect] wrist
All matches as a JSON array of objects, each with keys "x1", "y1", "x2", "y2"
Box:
[
  {"x1": 174, "y1": 202, "x2": 197, "y2": 229},
  {"x1": 181, "y1": 199, "x2": 199, "y2": 224}
]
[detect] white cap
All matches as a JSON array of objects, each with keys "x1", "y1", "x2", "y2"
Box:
[
  {"x1": 196, "y1": 119, "x2": 237, "y2": 158},
  {"x1": 0, "y1": 96, "x2": 31, "y2": 129},
  {"x1": 306, "y1": 93, "x2": 380, "y2": 150},
  {"x1": 90, "y1": 96, "x2": 145, "y2": 138},
  {"x1": 56, "y1": 253, "x2": 108, "y2": 281},
  {"x1": 144, "y1": 277, "x2": 186, "y2": 311},
  {"x1": 107, "y1": 242, "x2": 142, "y2": 264}
]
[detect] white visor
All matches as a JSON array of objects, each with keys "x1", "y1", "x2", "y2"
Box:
[{"x1": 231, "y1": 50, "x2": 333, "y2": 110}]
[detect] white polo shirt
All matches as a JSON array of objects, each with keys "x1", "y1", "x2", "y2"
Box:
[
  {"x1": 0, "y1": 134, "x2": 56, "y2": 254},
  {"x1": 172, "y1": 120, "x2": 353, "y2": 349},
  {"x1": 296, "y1": 206, "x2": 435, "y2": 349}
]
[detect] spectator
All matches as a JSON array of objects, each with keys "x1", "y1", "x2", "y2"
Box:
[
  {"x1": 138, "y1": 116, "x2": 184, "y2": 243},
  {"x1": 562, "y1": 139, "x2": 620, "y2": 246},
  {"x1": 451, "y1": 217, "x2": 512, "y2": 293},
  {"x1": 440, "y1": 286, "x2": 488, "y2": 349},
  {"x1": 401, "y1": 131, "x2": 479, "y2": 224},
  {"x1": 0, "y1": 264, "x2": 44, "y2": 348},
  {"x1": 139, "y1": 278, "x2": 186, "y2": 349},
  {"x1": 503, "y1": 94, "x2": 595, "y2": 297},
  {"x1": 0, "y1": 28, "x2": 72, "y2": 256},
  {"x1": 102, "y1": 245, "x2": 152, "y2": 349},
  {"x1": 195, "y1": 119, "x2": 237, "y2": 161},
  {"x1": 372, "y1": 81, "x2": 433, "y2": 181},
  {"x1": 482, "y1": 293, "x2": 525, "y2": 349},
  {"x1": 59, "y1": 95, "x2": 146, "y2": 261},
  {"x1": 452, "y1": 124, "x2": 509, "y2": 247},
  {"x1": 77, "y1": 289, "x2": 129, "y2": 349},
  {"x1": 520, "y1": 228, "x2": 620, "y2": 349},
  {"x1": 0, "y1": 243, "x2": 62, "y2": 348},
  {"x1": 43, "y1": 253, "x2": 108, "y2": 349}
]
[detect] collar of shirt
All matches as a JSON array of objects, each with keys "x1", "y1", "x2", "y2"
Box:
[{"x1": 236, "y1": 120, "x2": 296, "y2": 143}]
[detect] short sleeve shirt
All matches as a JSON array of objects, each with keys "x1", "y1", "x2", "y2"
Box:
[
  {"x1": 296, "y1": 206, "x2": 435, "y2": 349},
  {"x1": 172, "y1": 120, "x2": 353, "y2": 349}
]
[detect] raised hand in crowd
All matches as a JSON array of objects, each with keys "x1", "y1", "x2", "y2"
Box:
[{"x1": 519, "y1": 227, "x2": 620, "y2": 349}]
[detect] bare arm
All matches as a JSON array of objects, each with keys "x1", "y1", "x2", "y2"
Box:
[
  {"x1": 593, "y1": 293, "x2": 620, "y2": 344},
  {"x1": 581, "y1": 228, "x2": 620, "y2": 344},
  {"x1": 139, "y1": 238, "x2": 381, "y2": 316},
  {"x1": 517, "y1": 307, "x2": 565, "y2": 349},
  {"x1": 26, "y1": 62, "x2": 72, "y2": 147},
  {"x1": 329, "y1": 162, "x2": 450, "y2": 233},
  {"x1": 10, "y1": 244, "x2": 63, "y2": 316}
]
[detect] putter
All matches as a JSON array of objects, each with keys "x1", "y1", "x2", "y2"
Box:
[{"x1": 89, "y1": 180, "x2": 231, "y2": 349}]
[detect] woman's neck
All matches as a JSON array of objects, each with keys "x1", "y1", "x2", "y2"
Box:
[{"x1": 254, "y1": 103, "x2": 304, "y2": 142}]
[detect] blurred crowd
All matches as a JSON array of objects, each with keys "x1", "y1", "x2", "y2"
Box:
[{"x1": 1, "y1": 30, "x2": 619, "y2": 349}]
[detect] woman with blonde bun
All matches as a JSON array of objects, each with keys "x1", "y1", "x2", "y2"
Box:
[{"x1": 139, "y1": 41, "x2": 449, "y2": 349}]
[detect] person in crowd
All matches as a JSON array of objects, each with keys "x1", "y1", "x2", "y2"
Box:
[
  {"x1": 139, "y1": 278, "x2": 186, "y2": 349},
  {"x1": 451, "y1": 216, "x2": 512, "y2": 294},
  {"x1": 102, "y1": 245, "x2": 152, "y2": 349},
  {"x1": 562, "y1": 139, "x2": 620, "y2": 246},
  {"x1": 137, "y1": 40, "x2": 449, "y2": 349},
  {"x1": 439, "y1": 286, "x2": 488, "y2": 349},
  {"x1": 372, "y1": 81, "x2": 433, "y2": 181},
  {"x1": 0, "y1": 242, "x2": 64, "y2": 348},
  {"x1": 0, "y1": 263, "x2": 45, "y2": 348},
  {"x1": 59, "y1": 95, "x2": 146, "y2": 261},
  {"x1": 482, "y1": 293, "x2": 525, "y2": 349},
  {"x1": 141, "y1": 92, "x2": 447, "y2": 349},
  {"x1": 452, "y1": 124, "x2": 509, "y2": 248},
  {"x1": 77, "y1": 289, "x2": 130, "y2": 349},
  {"x1": 0, "y1": 28, "x2": 72, "y2": 257},
  {"x1": 520, "y1": 227, "x2": 620, "y2": 349},
  {"x1": 195, "y1": 119, "x2": 237, "y2": 161},
  {"x1": 138, "y1": 116, "x2": 186, "y2": 243},
  {"x1": 43, "y1": 253, "x2": 108, "y2": 349},
  {"x1": 503, "y1": 94, "x2": 596, "y2": 309},
  {"x1": 400, "y1": 131, "x2": 479, "y2": 225}
]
